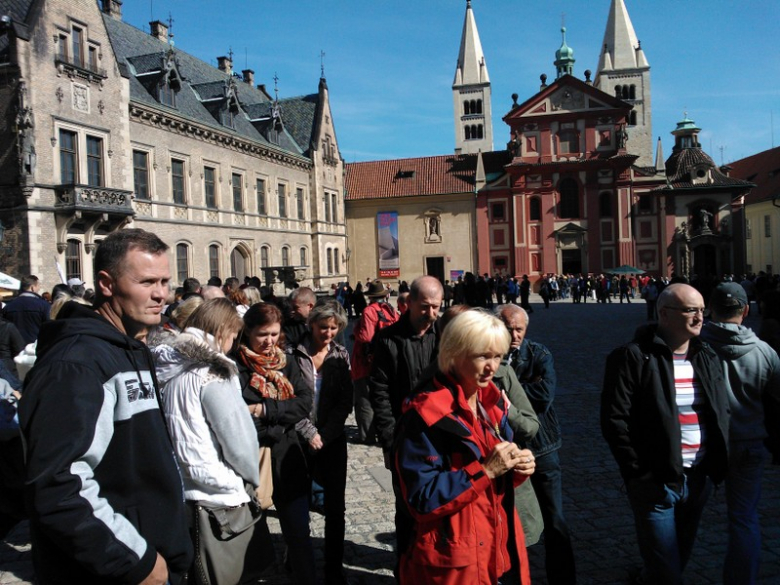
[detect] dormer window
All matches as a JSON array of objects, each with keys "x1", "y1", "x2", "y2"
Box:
[
  {"x1": 55, "y1": 23, "x2": 106, "y2": 80},
  {"x1": 158, "y1": 52, "x2": 182, "y2": 108},
  {"x1": 159, "y1": 81, "x2": 176, "y2": 107}
]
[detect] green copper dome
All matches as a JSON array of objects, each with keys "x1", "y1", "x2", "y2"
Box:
[{"x1": 555, "y1": 27, "x2": 575, "y2": 78}]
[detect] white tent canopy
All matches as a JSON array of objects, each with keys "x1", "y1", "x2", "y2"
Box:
[{"x1": 0, "y1": 271, "x2": 21, "y2": 290}]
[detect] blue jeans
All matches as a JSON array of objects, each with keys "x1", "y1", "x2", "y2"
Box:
[
  {"x1": 724, "y1": 440, "x2": 769, "y2": 585},
  {"x1": 530, "y1": 450, "x2": 576, "y2": 585},
  {"x1": 626, "y1": 467, "x2": 712, "y2": 585}
]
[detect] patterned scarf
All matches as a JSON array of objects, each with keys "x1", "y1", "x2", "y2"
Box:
[{"x1": 238, "y1": 344, "x2": 295, "y2": 401}]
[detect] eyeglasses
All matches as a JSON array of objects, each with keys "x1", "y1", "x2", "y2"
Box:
[{"x1": 665, "y1": 306, "x2": 707, "y2": 316}]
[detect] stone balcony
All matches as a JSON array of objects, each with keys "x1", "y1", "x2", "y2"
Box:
[{"x1": 55, "y1": 184, "x2": 135, "y2": 216}]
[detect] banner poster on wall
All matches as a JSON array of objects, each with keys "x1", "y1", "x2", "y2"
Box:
[
  {"x1": 450, "y1": 270, "x2": 465, "y2": 281},
  {"x1": 377, "y1": 211, "x2": 400, "y2": 278}
]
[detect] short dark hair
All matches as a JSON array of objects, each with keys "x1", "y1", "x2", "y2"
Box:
[
  {"x1": 94, "y1": 229, "x2": 168, "y2": 280},
  {"x1": 182, "y1": 277, "x2": 201, "y2": 294},
  {"x1": 20, "y1": 275, "x2": 39, "y2": 291}
]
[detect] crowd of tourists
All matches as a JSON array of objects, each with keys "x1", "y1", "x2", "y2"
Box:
[{"x1": 0, "y1": 230, "x2": 778, "y2": 585}]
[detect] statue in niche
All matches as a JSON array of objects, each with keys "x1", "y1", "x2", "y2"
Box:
[
  {"x1": 425, "y1": 215, "x2": 442, "y2": 242},
  {"x1": 698, "y1": 208, "x2": 713, "y2": 232},
  {"x1": 16, "y1": 81, "x2": 36, "y2": 178}
]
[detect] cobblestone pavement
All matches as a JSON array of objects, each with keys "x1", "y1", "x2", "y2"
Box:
[{"x1": 2, "y1": 297, "x2": 778, "y2": 584}]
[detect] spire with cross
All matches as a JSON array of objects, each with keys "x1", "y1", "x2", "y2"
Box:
[{"x1": 320, "y1": 50, "x2": 326, "y2": 78}]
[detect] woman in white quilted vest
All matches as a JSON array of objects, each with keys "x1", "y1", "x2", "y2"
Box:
[{"x1": 152, "y1": 297, "x2": 273, "y2": 584}]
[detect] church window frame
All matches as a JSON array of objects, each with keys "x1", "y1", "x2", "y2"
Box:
[{"x1": 558, "y1": 178, "x2": 580, "y2": 219}]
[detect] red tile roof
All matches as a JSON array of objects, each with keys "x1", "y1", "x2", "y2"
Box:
[
  {"x1": 345, "y1": 153, "x2": 486, "y2": 201},
  {"x1": 728, "y1": 146, "x2": 780, "y2": 205}
]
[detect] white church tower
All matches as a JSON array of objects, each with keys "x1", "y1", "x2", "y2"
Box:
[
  {"x1": 453, "y1": 0, "x2": 493, "y2": 154},
  {"x1": 594, "y1": 0, "x2": 653, "y2": 166}
]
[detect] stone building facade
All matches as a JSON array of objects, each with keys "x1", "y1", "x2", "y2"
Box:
[{"x1": 0, "y1": 0, "x2": 346, "y2": 293}]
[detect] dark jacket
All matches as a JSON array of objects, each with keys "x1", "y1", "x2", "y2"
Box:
[
  {"x1": 235, "y1": 351, "x2": 312, "y2": 503},
  {"x1": 289, "y1": 335, "x2": 354, "y2": 446},
  {"x1": 369, "y1": 312, "x2": 439, "y2": 450},
  {"x1": 2, "y1": 291, "x2": 50, "y2": 345},
  {"x1": 508, "y1": 339, "x2": 561, "y2": 457},
  {"x1": 601, "y1": 324, "x2": 730, "y2": 491},
  {"x1": 0, "y1": 318, "x2": 25, "y2": 376},
  {"x1": 18, "y1": 302, "x2": 192, "y2": 584}
]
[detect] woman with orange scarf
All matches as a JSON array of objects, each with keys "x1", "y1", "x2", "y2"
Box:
[{"x1": 234, "y1": 303, "x2": 316, "y2": 584}]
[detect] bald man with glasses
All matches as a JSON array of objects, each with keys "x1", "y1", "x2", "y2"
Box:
[{"x1": 601, "y1": 283, "x2": 730, "y2": 585}]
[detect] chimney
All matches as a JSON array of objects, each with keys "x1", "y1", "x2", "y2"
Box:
[
  {"x1": 101, "y1": 0, "x2": 123, "y2": 20},
  {"x1": 150, "y1": 20, "x2": 168, "y2": 43},
  {"x1": 242, "y1": 69, "x2": 254, "y2": 86},
  {"x1": 217, "y1": 56, "x2": 233, "y2": 75}
]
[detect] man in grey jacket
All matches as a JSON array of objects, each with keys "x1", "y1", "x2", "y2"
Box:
[{"x1": 701, "y1": 282, "x2": 780, "y2": 585}]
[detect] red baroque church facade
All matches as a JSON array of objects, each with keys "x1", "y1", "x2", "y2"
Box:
[{"x1": 476, "y1": 73, "x2": 656, "y2": 279}]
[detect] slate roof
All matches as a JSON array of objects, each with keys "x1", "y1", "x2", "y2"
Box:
[
  {"x1": 0, "y1": 0, "x2": 34, "y2": 61},
  {"x1": 102, "y1": 13, "x2": 319, "y2": 160},
  {"x1": 658, "y1": 146, "x2": 753, "y2": 192},
  {"x1": 345, "y1": 150, "x2": 512, "y2": 201},
  {"x1": 728, "y1": 146, "x2": 780, "y2": 205}
]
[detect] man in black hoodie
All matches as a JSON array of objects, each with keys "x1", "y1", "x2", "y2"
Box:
[{"x1": 19, "y1": 229, "x2": 192, "y2": 584}]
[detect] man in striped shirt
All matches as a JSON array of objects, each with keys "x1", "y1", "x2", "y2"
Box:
[{"x1": 601, "y1": 283, "x2": 729, "y2": 585}]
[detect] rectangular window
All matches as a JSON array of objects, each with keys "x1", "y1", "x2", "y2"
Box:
[
  {"x1": 331, "y1": 193, "x2": 338, "y2": 222},
  {"x1": 491, "y1": 203, "x2": 505, "y2": 221},
  {"x1": 204, "y1": 167, "x2": 216, "y2": 209},
  {"x1": 59, "y1": 129, "x2": 78, "y2": 184},
  {"x1": 65, "y1": 240, "x2": 82, "y2": 281},
  {"x1": 72, "y1": 27, "x2": 83, "y2": 67},
  {"x1": 745, "y1": 219, "x2": 752, "y2": 239},
  {"x1": 256, "y1": 178, "x2": 266, "y2": 214},
  {"x1": 209, "y1": 245, "x2": 220, "y2": 278},
  {"x1": 324, "y1": 193, "x2": 331, "y2": 222},
  {"x1": 765, "y1": 215, "x2": 771, "y2": 237},
  {"x1": 58, "y1": 34, "x2": 69, "y2": 61},
  {"x1": 86, "y1": 136, "x2": 103, "y2": 187},
  {"x1": 278, "y1": 183, "x2": 287, "y2": 217},
  {"x1": 300, "y1": 247, "x2": 307, "y2": 266},
  {"x1": 558, "y1": 130, "x2": 578, "y2": 154},
  {"x1": 282, "y1": 247, "x2": 290, "y2": 266},
  {"x1": 88, "y1": 46, "x2": 98, "y2": 73},
  {"x1": 260, "y1": 247, "x2": 269, "y2": 268},
  {"x1": 638, "y1": 195, "x2": 653, "y2": 213},
  {"x1": 327, "y1": 249, "x2": 333, "y2": 274},
  {"x1": 159, "y1": 83, "x2": 176, "y2": 108},
  {"x1": 232, "y1": 173, "x2": 243, "y2": 212},
  {"x1": 334, "y1": 248, "x2": 340, "y2": 274},
  {"x1": 133, "y1": 150, "x2": 149, "y2": 200},
  {"x1": 296, "y1": 188, "x2": 305, "y2": 220},
  {"x1": 171, "y1": 159, "x2": 185, "y2": 204},
  {"x1": 176, "y1": 243, "x2": 189, "y2": 283}
]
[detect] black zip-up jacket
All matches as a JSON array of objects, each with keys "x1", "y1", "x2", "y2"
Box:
[
  {"x1": 18, "y1": 302, "x2": 192, "y2": 584},
  {"x1": 601, "y1": 324, "x2": 730, "y2": 492},
  {"x1": 369, "y1": 312, "x2": 439, "y2": 450},
  {"x1": 507, "y1": 339, "x2": 561, "y2": 457}
]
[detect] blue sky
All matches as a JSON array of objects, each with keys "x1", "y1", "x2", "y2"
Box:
[{"x1": 122, "y1": 0, "x2": 779, "y2": 165}]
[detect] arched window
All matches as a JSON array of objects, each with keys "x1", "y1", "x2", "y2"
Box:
[
  {"x1": 615, "y1": 85, "x2": 622, "y2": 98},
  {"x1": 465, "y1": 125, "x2": 471, "y2": 140},
  {"x1": 629, "y1": 85, "x2": 636, "y2": 100},
  {"x1": 176, "y1": 243, "x2": 189, "y2": 283},
  {"x1": 558, "y1": 178, "x2": 580, "y2": 219},
  {"x1": 471, "y1": 125, "x2": 478, "y2": 139},
  {"x1": 629, "y1": 111, "x2": 638, "y2": 126},
  {"x1": 65, "y1": 239, "x2": 82, "y2": 281},
  {"x1": 463, "y1": 100, "x2": 470, "y2": 115},
  {"x1": 334, "y1": 248, "x2": 340, "y2": 274},
  {"x1": 300, "y1": 247, "x2": 307, "y2": 266},
  {"x1": 622, "y1": 86, "x2": 630, "y2": 100},
  {"x1": 281, "y1": 246, "x2": 290, "y2": 267},
  {"x1": 209, "y1": 244, "x2": 220, "y2": 278},
  {"x1": 470, "y1": 100, "x2": 477, "y2": 114},
  {"x1": 599, "y1": 192, "x2": 613, "y2": 218},
  {"x1": 476, "y1": 99, "x2": 483, "y2": 114},
  {"x1": 326, "y1": 248, "x2": 333, "y2": 275},
  {"x1": 260, "y1": 246, "x2": 270, "y2": 268},
  {"x1": 529, "y1": 197, "x2": 541, "y2": 221},
  {"x1": 477, "y1": 125, "x2": 484, "y2": 139},
  {"x1": 230, "y1": 247, "x2": 248, "y2": 282}
]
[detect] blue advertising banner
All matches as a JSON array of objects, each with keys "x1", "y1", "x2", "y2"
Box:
[{"x1": 377, "y1": 211, "x2": 400, "y2": 278}]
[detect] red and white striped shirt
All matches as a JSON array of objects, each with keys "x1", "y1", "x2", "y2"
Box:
[{"x1": 673, "y1": 353, "x2": 706, "y2": 467}]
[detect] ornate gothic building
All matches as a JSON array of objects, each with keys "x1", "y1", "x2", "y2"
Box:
[{"x1": 0, "y1": 0, "x2": 346, "y2": 292}]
